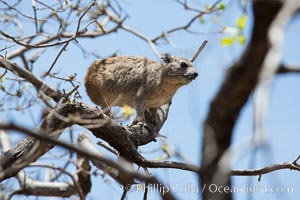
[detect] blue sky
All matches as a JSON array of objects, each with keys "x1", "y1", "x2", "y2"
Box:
[{"x1": 1, "y1": 0, "x2": 300, "y2": 199}]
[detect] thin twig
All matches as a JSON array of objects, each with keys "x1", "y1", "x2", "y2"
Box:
[
  {"x1": 75, "y1": 0, "x2": 97, "y2": 34},
  {"x1": 277, "y1": 64, "x2": 300, "y2": 73},
  {"x1": 32, "y1": 0, "x2": 39, "y2": 33},
  {"x1": 152, "y1": 0, "x2": 222, "y2": 43},
  {"x1": 190, "y1": 40, "x2": 208, "y2": 63},
  {"x1": 120, "y1": 25, "x2": 161, "y2": 59},
  {"x1": 0, "y1": 1, "x2": 96, "y2": 50},
  {"x1": 143, "y1": 168, "x2": 150, "y2": 200},
  {"x1": 231, "y1": 155, "x2": 300, "y2": 176},
  {"x1": 0, "y1": 0, "x2": 45, "y2": 21},
  {"x1": 120, "y1": 187, "x2": 128, "y2": 200},
  {"x1": 64, "y1": 85, "x2": 80, "y2": 99},
  {"x1": 0, "y1": 56, "x2": 63, "y2": 102},
  {"x1": 27, "y1": 164, "x2": 85, "y2": 200},
  {"x1": 43, "y1": 42, "x2": 69, "y2": 77},
  {"x1": 97, "y1": 141, "x2": 118, "y2": 155}
]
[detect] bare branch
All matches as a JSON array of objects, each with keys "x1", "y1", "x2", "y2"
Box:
[
  {"x1": 190, "y1": 40, "x2": 208, "y2": 63},
  {"x1": 75, "y1": 0, "x2": 97, "y2": 33},
  {"x1": 0, "y1": 30, "x2": 73, "y2": 49},
  {"x1": 120, "y1": 25, "x2": 161, "y2": 59},
  {"x1": 277, "y1": 64, "x2": 300, "y2": 73},
  {"x1": 0, "y1": 129, "x2": 79, "y2": 198},
  {"x1": 31, "y1": 0, "x2": 38, "y2": 33},
  {"x1": 0, "y1": 57, "x2": 63, "y2": 102},
  {"x1": 6, "y1": 26, "x2": 118, "y2": 60},
  {"x1": 231, "y1": 155, "x2": 300, "y2": 176},
  {"x1": 173, "y1": 0, "x2": 203, "y2": 13},
  {"x1": 0, "y1": 122, "x2": 177, "y2": 200},
  {"x1": 152, "y1": 0, "x2": 222, "y2": 43},
  {"x1": 97, "y1": 141, "x2": 118, "y2": 155},
  {"x1": 43, "y1": 42, "x2": 70, "y2": 78},
  {"x1": 0, "y1": 130, "x2": 11, "y2": 152},
  {"x1": 254, "y1": 0, "x2": 300, "y2": 143},
  {"x1": 78, "y1": 133, "x2": 120, "y2": 183},
  {"x1": 200, "y1": 1, "x2": 289, "y2": 199},
  {"x1": 0, "y1": 0, "x2": 45, "y2": 21},
  {"x1": 13, "y1": 169, "x2": 79, "y2": 199},
  {"x1": 0, "y1": 1, "x2": 97, "y2": 50},
  {"x1": 0, "y1": 101, "x2": 198, "y2": 175},
  {"x1": 76, "y1": 154, "x2": 92, "y2": 198}
]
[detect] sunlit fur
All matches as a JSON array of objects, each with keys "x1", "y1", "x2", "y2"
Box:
[{"x1": 85, "y1": 55, "x2": 198, "y2": 122}]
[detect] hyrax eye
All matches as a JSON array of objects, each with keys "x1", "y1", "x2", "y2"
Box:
[{"x1": 180, "y1": 62, "x2": 188, "y2": 68}]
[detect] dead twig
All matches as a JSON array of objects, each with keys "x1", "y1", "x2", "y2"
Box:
[{"x1": 190, "y1": 40, "x2": 208, "y2": 63}]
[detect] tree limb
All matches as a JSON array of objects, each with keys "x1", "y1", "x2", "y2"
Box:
[
  {"x1": 231, "y1": 155, "x2": 300, "y2": 177},
  {"x1": 277, "y1": 64, "x2": 300, "y2": 73},
  {"x1": 0, "y1": 56, "x2": 63, "y2": 102},
  {"x1": 0, "y1": 119, "x2": 177, "y2": 200},
  {"x1": 200, "y1": 1, "x2": 284, "y2": 199},
  {"x1": 0, "y1": 129, "x2": 79, "y2": 199}
]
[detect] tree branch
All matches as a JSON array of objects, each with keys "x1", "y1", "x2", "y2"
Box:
[
  {"x1": 152, "y1": 0, "x2": 223, "y2": 43},
  {"x1": 231, "y1": 155, "x2": 300, "y2": 176},
  {"x1": 0, "y1": 119, "x2": 177, "y2": 200},
  {"x1": 0, "y1": 129, "x2": 79, "y2": 199},
  {"x1": 200, "y1": 1, "x2": 285, "y2": 199},
  {"x1": 0, "y1": 56, "x2": 63, "y2": 102},
  {"x1": 277, "y1": 64, "x2": 300, "y2": 73}
]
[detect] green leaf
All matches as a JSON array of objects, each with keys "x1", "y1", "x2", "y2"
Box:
[
  {"x1": 218, "y1": 3, "x2": 226, "y2": 10},
  {"x1": 221, "y1": 36, "x2": 236, "y2": 46},
  {"x1": 198, "y1": 17, "x2": 205, "y2": 24},
  {"x1": 0, "y1": 77, "x2": 4, "y2": 83},
  {"x1": 237, "y1": 15, "x2": 247, "y2": 30}
]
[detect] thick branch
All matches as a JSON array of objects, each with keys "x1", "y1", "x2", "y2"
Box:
[
  {"x1": 77, "y1": 133, "x2": 121, "y2": 184},
  {"x1": 0, "y1": 129, "x2": 78, "y2": 198},
  {"x1": 200, "y1": 1, "x2": 284, "y2": 199},
  {"x1": 254, "y1": 0, "x2": 300, "y2": 147},
  {"x1": 0, "y1": 119, "x2": 176, "y2": 200},
  {"x1": 76, "y1": 154, "x2": 92, "y2": 198},
  {"x1": 2, "y1": 117, "x2": 300, "y2": 198},
  {"x1": 0, "y1": 101, "x2": 174, "y2": 179},
  {"x1": 12, "y1": 171, "x2": 77, "y2": 198}
]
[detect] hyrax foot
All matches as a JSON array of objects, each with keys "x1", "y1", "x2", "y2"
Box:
[
  {"x1": 131, "y1": 118, "x2": 149, "y2": 129},
  {"x1": 131, "y1": 114, "x2": 145, "y2": 125},
  {"x1": 131, "y1": 119, "x2": 147, "y2": 127},
  {"x1": 137, "y1": 121, "x2": 148, "y2": 127}
]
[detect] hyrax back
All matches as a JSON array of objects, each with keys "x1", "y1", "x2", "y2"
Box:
[{"x1": 84, "y1": 54, "x2": 198, "y2": 123}]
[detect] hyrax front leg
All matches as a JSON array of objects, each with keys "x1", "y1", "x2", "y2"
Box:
[
  {"x1": 133, "y1": 98, "x2": 145, "y2": 125},
  {"x1": 146, "y1": 107, "x2": 159, "y2": 124},
  {"x1": 132, "y1": 87, "x2": 147, "y2": 125}
]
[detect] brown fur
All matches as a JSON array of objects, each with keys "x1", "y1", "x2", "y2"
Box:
[{"x1": 84, "y1": 55, "x2": 198, "y2": 123}]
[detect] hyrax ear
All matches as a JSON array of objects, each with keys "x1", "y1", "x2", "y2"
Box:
[{"x1": 160, "y1": 54, "x2": 172, "y2": 63}]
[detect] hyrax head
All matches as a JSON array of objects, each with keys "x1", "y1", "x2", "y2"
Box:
[{"x1": 161, "y1": 54, "x2": 198, "y2": 85}]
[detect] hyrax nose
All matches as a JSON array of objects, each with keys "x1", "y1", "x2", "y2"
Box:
[
  {"x1": 190, "y1": 72, "x2": 198, "y2": 79},
  {"x1": 193, "y1": 72, "x2": 198, "y2": 79}
]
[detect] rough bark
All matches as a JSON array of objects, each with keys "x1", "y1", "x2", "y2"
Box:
[
  {"x1": 0, "y1": 100, "x2": 170, "y2": 182},
  {"x1": 200, "y1": 1, "x2": 283, "y2": 199}
]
